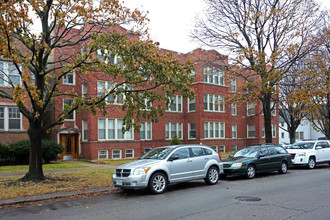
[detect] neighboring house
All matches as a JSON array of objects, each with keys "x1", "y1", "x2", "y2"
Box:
[
  {"x1": 279, "y1": 115, "x2": 325, "y2": 144},
  {"x1": 1, "y1": 26, "x2": 279, "y2": 160}
]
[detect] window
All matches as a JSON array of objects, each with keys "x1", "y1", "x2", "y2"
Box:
[
  {"x1": 98, "y1": 150, "x2": 108, "y2": 159},
  {"x1": 272, "y1": 124, "x2": 277, "y2": 138},
  {"x1": 166, "y1": 95, "x2": 182, "y2": 112},
  {"x1": 97, "y1": 81, "x2": 130, "y2": 105},
  {"x1": 112, "y1": 149, "x2": 122, "y2": 159},
  {"x1": 63, "y1": 98, "x2": 75, "y2": 120},
  {"x1": 231, "y1": 145, "x2": 238, "y2": 152},
  {"x1": 0, "y1": 61, "x2": 21, "y2": 87},
  {"x1": 247, "y1": 103, "x2": 255, "y2": 116},
  {"x1": 262, "y1": 124, "x2": 265, "y2": 138},
  {"x1": 211, "y1": 145, "x2": 218, "y2": 152},
  {"x1": 295, "y1": 131, "x2": 304, "y2": 139},
  {"x1": 82, "y1": 120, "x2": 88, "y2": 141},
  {"x1": 190, "y1": 69, "x2": 195, "y2": 79},
  {"x1": 271, "y1": 102, "x2": 276, "y2": 116},
  {"x1": 82, "y1": 83, "x2": 88, "y2": 99},
  {"x1": 219, "y1": 145, "x2": 226, "y2": 153},
  {"x1": 281, "y1": 132, "x2": 285, "y2": 139},
  {"x1": 140, "y1": 122, "x2": 152, "y2": 140},
  {"x1": 63, "y1": 72, "x2": 75, "y2": 85},
  {"x1": 172, "y1": 148, "x2": 190, "y2": 159},
  {"x1": 125, "y1": 149, "x2": 134, "y2": 158},
  {"x1": 165, "y1": 122, "x2": 183, "y2": 139},
  {"x1": 247, "y1": 124, "x2": 256, "y2": 138},
  {"x1": 188, "y1": 98, "x2": 196, "y2": 112},
  {"x1": 98, "y1": 118, "x2": 134, "y2": 141},
  {"x1": 0, "y1": 107, "x2": 22, "y2": 130},
  {"x1": 204, "y1": 94, "x2": 225, "y2": 112},
  {"x1": 0, "y1": 107, "x2": 4, "y2": 129},
  {"x1": 97, "y1": 49, "x2": 121, "y2": 65},
  {"x1": 231, "y1": 78, "x2": 236, "y2": 92},
  {"x1": 232, "y1": 124, "x2": 237, "y2": 138},
  {"x1": 231, "y1": 103, "x2": 237, "y2": 116},
  {"x1": 204, "y1": 122, "x2": 225, "y2": 139},
  {"x1": 188, "y1": 122, "x2": 196, "y2": 139},
  {"x1": 144, "y1": 148, "x2": 152, "y2": 154},
  {"x1": 141, "y1": 97, "x2": 151, "y2": 110},
  {"x1": 281, "y1": 122, "x2": 284, "y2": 127},
  {"x1": 203, "y1": 66, "x2": 224, "y2": 85},
  {"x1": 191, "y1": 147, "x2": 205, "y2": 157}
]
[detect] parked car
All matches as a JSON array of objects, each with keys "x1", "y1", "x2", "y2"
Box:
[
  {"x1": 221, "y1": 144, "x2": 292, "y2": 179},
  {"x1": 286, "y1": 140, "x2": 330, "y2": 169},
  {"x1": 112, "y1": 144, "x2": 223, "y2": 194}
]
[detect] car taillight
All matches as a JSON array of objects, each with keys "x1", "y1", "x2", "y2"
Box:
[{"x1": 218, "y1": 153, "x2": 222, "y2": 162}]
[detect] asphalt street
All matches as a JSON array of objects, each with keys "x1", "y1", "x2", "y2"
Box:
[{"x1": 1, "y1": 165, "x2": 330, "y2": 220}]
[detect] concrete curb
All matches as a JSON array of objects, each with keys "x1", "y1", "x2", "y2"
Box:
[{"x1": 0, "y1": 186, "x2": 116, "y2": 207}]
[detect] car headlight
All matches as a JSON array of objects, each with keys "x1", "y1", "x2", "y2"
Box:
[
  {"x1": 297, "y1": 153, "x2": 306, "y2": 157},
  {"x1": 133, "y1": 167, "x2": 151, "y2": 175},
  {"x1": 231, "y1": 163, "x2": 243, "y2": 168}
]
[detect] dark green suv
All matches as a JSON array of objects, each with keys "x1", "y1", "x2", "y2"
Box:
[{"x1": 221, "y1": 144, "x2": 292, "y2": 179}]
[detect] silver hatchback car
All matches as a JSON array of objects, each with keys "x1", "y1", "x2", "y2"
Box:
[{"x1": 112, "y1": 144, "x2": 224, "y2": 194}]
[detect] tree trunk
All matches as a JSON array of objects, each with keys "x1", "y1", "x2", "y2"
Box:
[
  {"x1": 263, "y1": 95, "x2": 273, "y2": 143},
  {"x1": 288, "y1": 126, "x2": 296, "y2": 144},
  {"x1": 21, "y1": 120, "x2": 45, "y2": 181}
]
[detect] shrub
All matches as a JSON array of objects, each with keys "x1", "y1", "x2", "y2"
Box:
[
  {"x1": 42, "y1": 140, "x2": 64, "y2": 163},
  {"x1": 0, "y1": 140, "x2": 64, "y2": 165},
  {"x1": 170, "y1": 136, "x2": 182, "y2": 145}
]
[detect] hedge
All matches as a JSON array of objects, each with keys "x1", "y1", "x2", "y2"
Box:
[{"x1": 0, "y1": 140, "x2": 64, "y2": 165}]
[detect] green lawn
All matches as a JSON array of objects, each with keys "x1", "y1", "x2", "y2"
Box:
[{"x1": 0, "y1": 161, "x2": 91, "y2": 173}]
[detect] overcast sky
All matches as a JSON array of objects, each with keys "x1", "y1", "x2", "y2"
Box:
[{"x1": 123, "y1": 0, "x2": 330, "y2": 54}]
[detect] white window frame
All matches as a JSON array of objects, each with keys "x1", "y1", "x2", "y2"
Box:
[
  {"x1": 247, "y1": 103, "x2": 256, "y2": 116},
  {"x1": 98, "y1": 150, "x2": 108, "y2": 160},
  {"x1": 188, "y1": 98, "x2": 196, "y2": 112},
  {"x1": 166, "y1": 95, "x2": 182, "y2": 113},
  {"x1": 82, "y1": 83, "x2": 88, "y2": 99},
  {"x1": 188, "y1": 122, "x2": 196, "y2": 139},
  {"x1": 262, "y1": 124, "x2": 265, "y2": 138},
  {"x1": 98, "y1": 118, "x2": 134, "y2": 141},
  {"x1": 232, "y1": 124, "x2": 237, "y2": 138},
  {"x1": 112, "y1": 149, "x2": 122, "y2": 159},
  {"x1": 203, "y1": 94, "x2": 225, "y2": 112},
  {"x1": 203, "y1": 66, "x2": 225, "y2": 85},
  {"x1": 0, "y1": 61, "x2": 21, "y2": 87},
  {"x1": 272, "y1": 124, "x2": 277, "y2": 138},
  {"x1": 231, "y1": 78, "x2": 236, "y2": 92},
  {"x1": 247, "y1": 124, "x2": 256, "y2": 138},
  {"x1": 63, "y1": 98, "x2": 75, "y2": 121},
  {"x1": 271, "y1": 102, "x2": 276, "y2": 116},
  {"x1": 125, "y1": 149, "x2": 134, "y2": 158},
  {"x1": 231, "y1": 103, "x2": 237, "y2": 116},
  {"x1": 97, "y1": 49, "x2": 121, "y2": 64},
  {"x1": 211, "y1": 145, "x2": 218, "y2": 152},
  {"x1": 0, "y1": 106, "x2": 22, "y2": 131},
  {"x1": 62, "y1": 71, "x2": 75, "y2": 85},
  {"x1": 165, "y1": 122, "x2": 183, "y2": 140},
  {"x1": 82, "y1": 120, "x2": 88, "y2": 141},
  {"x1": 231, "y1": 145, "x2": 238, "y2": 152},
  {"x1": 204, "y1": 122, "x2": 225, "y2": 139},
  {"x1": 97, "y1": 80, "x2": 130, "y2": 105},
  {"x1": 219, "y1": 145, "x2": 226, "y2": 153},
  {"x1": 140, "y1": 121, "x2": 152, "y2": 140}
]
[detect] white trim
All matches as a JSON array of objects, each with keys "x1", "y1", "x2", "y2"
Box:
[
  {"x1": 188, "y1": 122, "x2": 196, "y2": 139},
  {"x1": 62, "y1": 71, "x2": 76, "y2": 85},
  {"x1": 98, "y1": 118, "x2": 134, "y2": 141},
  {"x1": 188, "y1": 98, "x2": 196, "y2": 112},
  {"x1": 112, "y1": 149, "x2": 122, "y2": 159},
  {"x1": 219, "y1": 145, "x2": 226, "y2": 153},
  {"x1": 82, "y1": 120, "x2": 88, "y2": 141},
  {"x1": 247, "y1": 124, "x2": 256, "y2": 138},
  {"x1": 165, "y1": 95, "x2": 183, "y2": 113},
  {"x1": 63, "y1": 98, "x2": 75, "y2": 121},
  {"x1": 165, "y1": 122, "x2": 183, "y2": 139},
  {"x1": 204, "y1": 121, "x2": 225, "y2": 139},
  {"x1": 125, "y1": 149, "x2": 134, "y2": 158},
  {"x1": 231, "y1": 103, "x2": 237, "y2": 116},
  {"x1": 140, "y1": 121, "x2": 152, "y2": 140},
  {"x1": 232, "y1": 124, "x2": 237, "y2": 138},
  {"x1": 0, "y1": 61, "x2": 22, "y2": 87},
  {"x1": 0, "y1": 106, "x2": 22, "y2": 131},
  {"x1": 98, "y1": 150, "x2": 109, "y2": 160},
  {"x1": 203, "y1": 94, "x2": 225, "y2": 113}
]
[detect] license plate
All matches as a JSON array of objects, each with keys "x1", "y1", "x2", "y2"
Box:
[{"x1": 117, "y1": 180, "x2": 123, "y2": 186}]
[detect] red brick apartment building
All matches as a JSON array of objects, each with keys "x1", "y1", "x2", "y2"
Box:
[{"x1": 0, "y1": 27, "x2": 278, "y2": 160}]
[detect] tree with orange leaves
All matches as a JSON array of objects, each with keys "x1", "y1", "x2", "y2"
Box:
[{"x1": 0, "y1": 0, "x2": 194, "y2": 181}]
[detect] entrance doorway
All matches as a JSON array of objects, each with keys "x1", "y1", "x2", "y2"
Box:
[{"x1": 60, "y1": 134, "x2": 79, "y2": 160}]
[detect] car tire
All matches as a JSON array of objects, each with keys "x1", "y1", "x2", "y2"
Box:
[
  {"x1": 220, "y1": 174, "x2": 227, "y2": 179},
  {"x1": 278, "y1": 161, "x2": 288, "y2": 174},
  {"x1": 308, "y1": 157, "x2": 316, "y2": 169},
  {"x1": 148, "y1": 172, "x2": 167, "y2": 194},
  {"x1": 204, "y1": 166, "x2": 219, "y2": 185},
  {"x1": 246, "y1": 165, "x2": 256, "y2": 179}
]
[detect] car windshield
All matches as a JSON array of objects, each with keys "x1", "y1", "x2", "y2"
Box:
[
  {"x1": 140, "y1": 147, "x2": 173, "y2": 160},
  {"x1": 288, "y1": 142, "x2": 314, "y2": 150},
  {"x1": 233, "y1": 147, "x2": 259, "y2": 158}
]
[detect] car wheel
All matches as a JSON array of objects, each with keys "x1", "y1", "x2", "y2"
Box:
[
  {"x1": 246, "y1": 165, "x2": 256, "y2": 179},
  {"x1": 308, "y1": 157, "x2": 316, "y2": 169},
  {"x1": 204, "y1": 166, "x2": 219, "y2": 185},
  {"x1": 148, "y1": 172, "x2": 167, "y2": 194},
  {"x1": 279, "y1": 161, "x2": 288, "y2": 174}
]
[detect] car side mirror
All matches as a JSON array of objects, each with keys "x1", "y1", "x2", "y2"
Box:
[
  {"x1": 168, "y1": 155, "x2": 179, "y2": 161},
  {"x1": 229, "y1": 155, "x2": 233, "y2": 158},
  {"x1": 316, "y1": 146, "x2": 322, "y2": 150},
  {"x1": 259, "y1": 153, "x2": 266, "y2": 158}
]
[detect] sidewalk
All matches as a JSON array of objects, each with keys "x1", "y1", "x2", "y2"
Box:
[{"x1": 0, "y1": 165, "x2": 118, "y2": 207}]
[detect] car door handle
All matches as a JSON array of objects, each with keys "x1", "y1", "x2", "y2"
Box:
[{"x1": 205, "y1": 157, "x2": 209, "y2": 160}]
